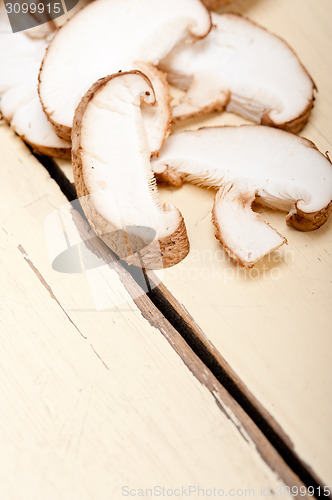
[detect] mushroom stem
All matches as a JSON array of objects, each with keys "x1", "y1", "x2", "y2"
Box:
[
  {"x1": 212, "y1": 183, "x2": 286, "y2": 268},
  {"x1": 152, "y1": 125, "x2": 332, "y2": 267}
]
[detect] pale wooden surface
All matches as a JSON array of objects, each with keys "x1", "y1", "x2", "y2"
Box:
[
  {"x1": 1, "y1": 125, "x2": 309, "y2": 498},
  {"x1": 2, "y1": 0, "x2": 331, "y2": 494},
  {"x1": 54, "y1": 0, "x2": 332, "y2": 488},
  {"x1": 156, "y1": 0, "x2": 332, "y2": 486}
]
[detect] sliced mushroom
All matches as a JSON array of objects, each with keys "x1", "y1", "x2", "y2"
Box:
[
  {"x1": 38, "y1": 0, "x2": 211, "y2": 142},
  {"x1": 152, "y1": 125, "x2": 332, "y2": 267},
  {"x1": 0, "y1": 14, "x2": 71, "y2": 158},
  {"x1": 72, "y1": 71, "x2": 189, "y2": 269},
  {"x1": 160, "y1": 13, "x2": 315, "y2": 133},
  {"x1": 10, "y1": 96, "x2": 71, "y2": 159}
]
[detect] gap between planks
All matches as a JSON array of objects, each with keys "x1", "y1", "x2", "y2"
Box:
[
  {"x1": 6, "y1": 0, "x2": 330, "y2": 491},
  {"x1": 35, "y1": 150, "x2": 327, "y2": 498},
  {"x1": 0, "y1": 136, "x2": 309, "y2": 497}
]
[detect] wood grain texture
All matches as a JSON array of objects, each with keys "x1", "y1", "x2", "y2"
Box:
[
  {"x1": 53, "y1": 0, "x2": 332, "y2": 487},
  {"x1": 50, "y1": 0, "x2": 332, "y2": 488},
  {"x1": 0, "y1": 125, "x2": 310, "y2": 498},
  {"x1": 155, "y1": 0, "x2": 332, "y2": 487}
]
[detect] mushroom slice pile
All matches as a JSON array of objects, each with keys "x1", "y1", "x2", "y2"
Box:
[
  {"x1": 160, "y1": 13, "x2": 315, "y2": 133},
  {"x1": 152, "y1": 126, "x2": 332, "y2": 267},
  {"x1": 72, "y1": 71, "x2": 189, "y2": 269},
  {"x1": 0, "y1": 14, "x2": 71, "y2": 158},
  {"x1": 39, "y1": 0, "x2": 211, "y2": 142}
]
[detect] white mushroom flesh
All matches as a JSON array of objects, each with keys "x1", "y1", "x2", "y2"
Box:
[
  {"x1": 135, "y1": 62, "x2": 172, "y2": 155},
  {"x1": 212, "y1": 182, "x2": 285, "y2": 267}
]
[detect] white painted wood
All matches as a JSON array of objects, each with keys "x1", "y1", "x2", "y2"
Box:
[
  {"x1": 3, "y1": 0, "x2": 329, "y2": 489},
  {"x1": 155, "y1": 0, "x2": 332, "y2": 487},
  {"x1": 0, "y1": 125, "x2": 295, "y2": 499},
  {"x1": 55, "y1": 1, "x2": 332, "y2": 484}
]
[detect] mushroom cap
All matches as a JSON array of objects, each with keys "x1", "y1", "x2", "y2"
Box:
[
  {"x1": 160, "y1": 13, "x2": 315, "y2": 133},
  {"x1": 39, "y1": 0, "x2": 211, "y2": 141},
  {"x1": 152, "y1": 125, "x2": 332, "y2": 266},
  {"x1": 0, "y1": 14, "x2": 71, "y2": 158},
  {"x1": 72, "y1": 71, "x2": 189, "y2": 269}
]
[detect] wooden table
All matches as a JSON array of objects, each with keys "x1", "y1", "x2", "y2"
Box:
[{"x1": 0, "y1": 0, "x2": 331, "y2": 498}]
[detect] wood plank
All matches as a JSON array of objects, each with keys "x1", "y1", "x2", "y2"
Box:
[
  {"x1": 155, "y1": 0, "x2": 332, "y2": 487},
  {"x1": 0, "y1": 123, "x2": 308, "y2": 497},
  {"x1": 53, "y1": 0, "x2": 332, "y2": 487}
]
